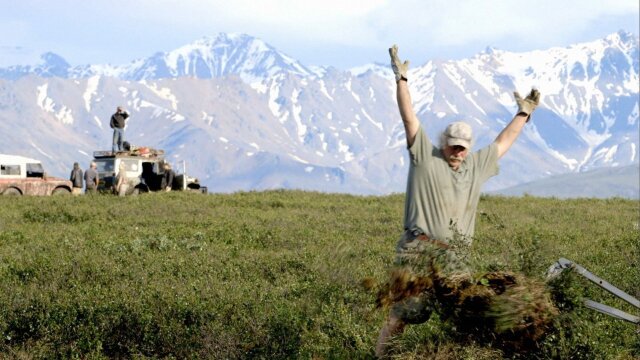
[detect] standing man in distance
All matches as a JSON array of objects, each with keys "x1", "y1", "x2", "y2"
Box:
[
  {"x1": 110, "y1": 106, "x2": 129, "y2": 152},
  {"x1": 162, "y1": 163, "x2": 175, "y2": 192},
  {"x1": 375, "y1": 45, "x2": 541, "y2": 358},
  {"x1": 115, "y1": 162, "x2": 129, "y2": 196},
  {"x1": 69, "y1": 162, "x2": 83, "y2": 196},
  {"x1": 84, "y1": 161, "x2": 99, "y2": 194}
]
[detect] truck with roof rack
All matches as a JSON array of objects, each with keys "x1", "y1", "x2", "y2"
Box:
[
  {"x1": 92, "y1": 147, "x2": 206, "y2": 195},
  {"x1": 0, "y1": 154, "x2": 73, "y2": 196}
]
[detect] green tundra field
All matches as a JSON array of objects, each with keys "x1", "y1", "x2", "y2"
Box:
[{"x1": 0, "y1": 191, "x2": 637, "y2": 359}]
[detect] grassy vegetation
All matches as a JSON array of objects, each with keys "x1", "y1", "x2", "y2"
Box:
[{"x1": 0, "y1": 191, "x2": 637, "y2": 359}]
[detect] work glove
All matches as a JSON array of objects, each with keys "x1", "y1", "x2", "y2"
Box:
[
  {"x1": 514, "y1": 89, "x2": 541, "y2": 121},
  {"x1": 389, "y1": 44, "x2": 409, "y2": 82}
]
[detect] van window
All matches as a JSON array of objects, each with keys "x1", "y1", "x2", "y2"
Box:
[
  {"x1": 1, "y1": 164, "x2": 20, "y2": 175},
  {"x1": 26, "y1": 163, "x2": 45, "y2": 178},
  {"x1": 122, "y1": 159, "x2": 139, "y2": 172},
  {"x1": 95, "y1": 159, "x2": 114, "y2": 173}
]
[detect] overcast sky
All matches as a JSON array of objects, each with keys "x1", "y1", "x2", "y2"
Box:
[{"x1": 1, "y1": 0, "x2": 638, "y2": 69}]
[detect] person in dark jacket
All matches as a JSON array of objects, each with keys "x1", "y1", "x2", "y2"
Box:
[
  {"x1": 162, "y1": 163, "x2": 175, "y2": 192},
  {"x1": 69, "y1": 162, "x2": 83, "y2": 195},
  {"x1": 110, "y1": 106, "x2": 129, "y2": 152}
]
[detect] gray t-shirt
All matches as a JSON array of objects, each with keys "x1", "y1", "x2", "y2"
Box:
[
  {"x1": 403, "y1": 126, "x2": 499, "y2": 243},
  {"x1": 84, "y1": 168, "x2": 98, "y2": 189}
]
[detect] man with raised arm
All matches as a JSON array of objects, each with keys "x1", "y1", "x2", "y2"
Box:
[
  {"x1": 375, "y1": 45, "x2": 541, "y2": 358},
  {"x1": 110, "y1": 106, "x2": 129, "y2": 152}
]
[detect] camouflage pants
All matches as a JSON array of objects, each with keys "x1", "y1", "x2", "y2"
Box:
[{"x1": 390, "y1": 229, "x2": 469, "y2": 324}]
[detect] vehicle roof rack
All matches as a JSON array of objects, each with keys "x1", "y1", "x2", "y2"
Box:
[{"x1": 93, "y1": 147, "x2": 165, "y2": 159}]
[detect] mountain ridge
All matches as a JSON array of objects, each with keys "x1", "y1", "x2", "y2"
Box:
[
  {"x1": 0, "y1": 31, "x2": 637, "y2": 196},
  {"x1": 490, "y1": 164, "x2": 639, "y2": 199}
]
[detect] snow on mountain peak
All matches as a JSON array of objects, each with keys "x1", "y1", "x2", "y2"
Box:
[
  {"x1": 118, "y1": 32, "x2": 313, "y2": 81},
  {"x1": 348, "y1": 62, "x2": 394, "y2": 79},
  {"x1": 604, "y1": 30, "x2": 637, "y2": 47}
]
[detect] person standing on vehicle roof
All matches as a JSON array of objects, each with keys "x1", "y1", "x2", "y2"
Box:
[
  {"x1": 110, "y1": 106, "x2": 129, "y2": 152},
  {"x1": 69, "y1": 162, "x2": 83, "y2": 195},
  {"x1": 375, "y1": 45, "x2": 541, "y2": 358}
]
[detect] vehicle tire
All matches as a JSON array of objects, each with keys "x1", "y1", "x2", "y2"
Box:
[
  {"x1": 2, "y1": 188, "x2": 21, "y2": 196},
  {"x1": 52, "y1": 187, "x2": 71, "y2": 196}
]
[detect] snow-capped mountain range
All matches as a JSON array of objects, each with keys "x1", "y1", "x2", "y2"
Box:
[{"x1": 0, "y1": 31, "x2": 638, "y2": 195}]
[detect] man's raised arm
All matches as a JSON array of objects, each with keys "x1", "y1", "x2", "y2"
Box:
[
  {"x1": 494, "y1": 89, "x2": 541, "y2": 158},
  {"x1": 390, "y1": 45, "x2": 420, "y2": 147}
]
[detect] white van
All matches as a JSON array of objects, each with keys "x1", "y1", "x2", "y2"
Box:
[
  {"x1": 0, "y1": 154, "x2": 73, "y2": 196},
  {"x1": 92, "y1": 148, "x2": 205, "y2": 195}
]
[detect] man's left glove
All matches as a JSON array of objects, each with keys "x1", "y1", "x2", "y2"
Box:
[
  {"x1": 514, "y1": 89, "x2": 541, "y2": 121},
  {"x1": 389, "y1": 44, "x2": 409, "y2": 82}
]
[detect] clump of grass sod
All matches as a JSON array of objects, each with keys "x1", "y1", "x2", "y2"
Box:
[
  {"x1": 0, "y1": 191, "x2": 637, "y2": 359},
  {"x1": 373, "y1": 265, "x2": 559, "y2": 352}
]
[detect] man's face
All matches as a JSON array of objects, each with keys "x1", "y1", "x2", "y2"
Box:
[{"x1": 442, "y1": 145, "x2": 469, "y2": 169}]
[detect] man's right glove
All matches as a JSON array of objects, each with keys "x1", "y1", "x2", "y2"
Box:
[
  {"x1": 514, "y1": 89, "x2": 541, "y2": 121},
  {"x1": 389, "y1": 44, "x2": 409, "y2": 82}
]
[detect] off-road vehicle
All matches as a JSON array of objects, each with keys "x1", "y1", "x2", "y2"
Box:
[
  {"x1": 92, "y1": 147, "x2": 205, "y2": 195},
  {"x1": 0, "y1": 154, "x2": 73, "y2": 196}
]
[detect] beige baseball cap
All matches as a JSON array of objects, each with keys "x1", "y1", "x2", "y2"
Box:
[{"x1": 444, "y1": 122, "x2": 472, "y2": 148}]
